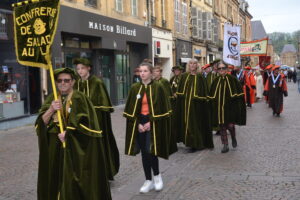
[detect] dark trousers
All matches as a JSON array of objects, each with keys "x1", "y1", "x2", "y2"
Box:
[
  {"x1": 220, "y1": 123, "x2": 236, "y2": 145},
  {"x1": 138, "y1": 114, "x2": 159, "y2": 180}
]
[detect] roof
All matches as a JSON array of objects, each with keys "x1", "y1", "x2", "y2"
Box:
[
  {"x1": 251, "y1": 20, "x2": 267, "y2": 40},
  {"x1": 281, "y1": 44, "x2": 297, "y2": 54}
]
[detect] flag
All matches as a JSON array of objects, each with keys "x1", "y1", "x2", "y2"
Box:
[
  {"x1": 13, "y1": 0, "x2": 60, "y2": 69},
  {"x1": 240, "y1": 38, "x2": 268, "y2": 56},
  {"x1": 223, "y1": 23, "x2": 241, "y2": 66}
]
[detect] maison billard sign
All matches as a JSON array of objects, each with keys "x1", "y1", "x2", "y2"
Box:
[{"x1": 88, "y1": 21, "x2": 137, "y2": 37}]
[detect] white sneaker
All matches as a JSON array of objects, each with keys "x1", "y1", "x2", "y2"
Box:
[
  {"x1": 139, "y1": 180, "x2": 154, "y2": 193},
  {"x1": 153, "y1": 174, "x2": 163, "y2": 191}
]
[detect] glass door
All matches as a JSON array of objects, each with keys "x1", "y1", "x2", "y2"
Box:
[
  {"x1": 115, "y1": 53, "x2": 130, "y2": 104},
  {"x1": 98, "y1": 54, "x2": 112, "y2": 97}
]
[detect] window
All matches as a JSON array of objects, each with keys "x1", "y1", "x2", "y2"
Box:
[
  {"x1": 131, "y1": 0, "x2": 138, "y2": 16},
  {"x1": 84, "y1": 0, "x2": 97, "y2": 8},
  {"x1": 116, "y1": 0, "x2": 123, "y2": 12},
  {"x1": 174, "y1": 0, "x2": 181, "y2": 33},
  {"x1": 182, "y1": 2, "x2": 188, "y2": 35},
  {"x1": 0, "y1": 12, "x2": 8, "y2": 40}
]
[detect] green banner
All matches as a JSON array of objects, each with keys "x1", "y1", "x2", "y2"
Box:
[
  {"x1": 240, "y1": 38, "x2": 268, "y2": 57},
  {"x1": 13, "y1": 0, "x2": 60, "y2": 69}
]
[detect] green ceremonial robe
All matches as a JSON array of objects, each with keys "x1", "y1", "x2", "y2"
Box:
[
  {"x1": 176, "y1": 72, "x2": 214, "y2": 149},
  {"x1": 208, "y1": 74, "x2": 246, "y2": 126},
  {"x1": 35, "y1": 90, "x2": 111, "y2": 200},
  {"x1": 204, "y1": 71, "x2": 217, "y2": 92},
  {"x1": 123, "y1": 81, "x2": 172, "y2": 159},
  {"x1": 76, "y1": 75, "x2": 120, "y2": 180},
  {"x1": 156, "y1": 77, "x2": 178, "y2": 154}
]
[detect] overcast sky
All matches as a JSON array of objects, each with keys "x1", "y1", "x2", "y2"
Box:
[{"x1": 247, "y1": 0, "x2": 300, "y2": 33}]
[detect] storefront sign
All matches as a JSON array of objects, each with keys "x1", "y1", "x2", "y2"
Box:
[
  {"x1": 2, "y1": 65, "x2": 8, "y2": 73},
  {"x1": 240, "y1": 38, "x2": 268, "y2": 56},
  {"x1": 194, "y1": 49, "x2": 201, "y2": 55},
  {"x1": 88, "y1": 21, "x2": 137, "y2": 37}
]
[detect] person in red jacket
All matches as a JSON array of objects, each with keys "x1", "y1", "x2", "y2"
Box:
[
  {"x1": 244, "y1": 66, "x2": 256, "y2": 108},
  {"x1": 263, "y1": 65, "x2": 288, "y2": 117}
]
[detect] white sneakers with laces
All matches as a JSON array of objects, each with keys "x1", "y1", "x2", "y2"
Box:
[
  {"x1": 140, "y1": 174, "x2": 164, "y2": 193},
  {"x1": 139, "y1": 180, "x2": 154, "y2": 193},
  {"x1": 153, "y1": 174, "x2": 163, "y2": 191}
]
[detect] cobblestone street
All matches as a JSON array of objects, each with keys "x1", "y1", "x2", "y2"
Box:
[{"x1": 1, "y1": 82, "x2": 300, "y2": 200}]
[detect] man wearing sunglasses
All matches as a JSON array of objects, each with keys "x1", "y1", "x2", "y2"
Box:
[
  {"x1": 208, "y1": 62, "x2": 246, "y2": 153},
  {"x1": 35, "y1": 68, "x2": 112, "y2": 200}
]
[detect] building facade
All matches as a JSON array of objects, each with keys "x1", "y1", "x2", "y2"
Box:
[
  {"x1": 280, "y1": 44, "x2": 297, "y2": 67},
  {"x1": 147, "y1": 0, "x2": 174, "y2": 79},
  {"x1": 51, "y1": 0, "x2": 152, "y2": 105}
]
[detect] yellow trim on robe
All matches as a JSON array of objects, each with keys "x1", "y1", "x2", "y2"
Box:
[
  {"x1": 66, "y1": 126, "x2": 75, "y2": 130},
  {"x1": 176, "y1": 74, "x2": 190, "y2": 95},
  {"x1": 149, "y1": 85, "x2": 171, "y2": 118},
  {"x1": 79, "y1": 124, "x2": 102, "y2": 134},
  {"x1": 153, "y1": 121, "x2": 157, "y2": 155},
  {"x1": 222, "y1": 80, "x2": 226, "y2": 124},
  {"x1": 123, "y1": 85, "x2": 143, "y2": 117},
  {"x1": 185, "y1": 84, "x2": 193, "y2": 143},
  {"x1": 94, "y1": 106, "x2": 114, "y2": 109},
  {"x1": 128, "y1": 119, "x2": 137, "y2": 154},
  {"x1": 193, "y1": 75, "x2": 207, "y2": 100}
]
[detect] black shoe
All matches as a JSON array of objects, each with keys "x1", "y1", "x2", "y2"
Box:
[
  {"x1": 232, "y1": 137, "x2": 237, "y2": 148},
  {"x1": 276, "y1": 113, "x2": 280, "y2": 117},
  {"x1": 221, "y1": 144, "x2": 229, "y2": 153},
  {"x1": 188, "y1": 148, "x2": 198, "y2": 153},
  {"x1": 215, "y1": 131, "x2": 220, "y2": 135},
  {"x1": 273, "y1": 111, "x2": 276, "y2": 116}
]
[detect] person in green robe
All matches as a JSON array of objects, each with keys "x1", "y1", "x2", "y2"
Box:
[
  {"x1": 74, "y1": 58, "x2": 120, "y2": 180},
  {"x1": 123, "y1": 62, "x2": 172, "y2": 193},
  {"x1": 169, "y1": 66, "x2": 183, "y2": 148},
  {"x1": 176, "y1": 59, "x2": 214, "y2": 152},
  {"x1": 152, "y1": 65, "x2": 177, "y2": 154},
  {"x1": 35, "y1": 68, "x2": 111, "y2": 200},
  {"x1": 170, "y1": 66, "x2": 183, "y2": 96},
  {"x1": 208, "y1": 62, "x2": 246, "y2": 153},
  {"x1": 202, "y1": 64, "x2": 215, "y2": 91}
]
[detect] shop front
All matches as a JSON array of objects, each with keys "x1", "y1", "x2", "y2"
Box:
[
  {"x1": 207, "y1": 44, "x2": 219, "y2": 63},
  {"x1": 0, "y1": 8, "x2": 41, "y2": 122},
  {"x1": 152, "y1": 28, "x2": 173, "y2": 79},
  {"x1": 175, "y1": 39, "x2": 192, "y2": 70},
  {"x1": 52, "y1": 6, "x2": 152, "y2": 105},
  {"x1": 192, "y1": 44, "x2": 207, "y2": 67}
]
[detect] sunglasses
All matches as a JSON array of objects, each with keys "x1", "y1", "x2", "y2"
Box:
[
  {"x1": 218, "y1": 67, "x2": 227, "y2": 70},
  {"x1": 56, "y1": 79, "x2": 72, "y2": 83}
]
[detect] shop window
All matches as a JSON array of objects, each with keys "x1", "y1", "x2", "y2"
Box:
[
  {"x1": 85, "y1": 0, "x2": 97, "y2": 8},
  {"x1": 65, "y1": 38, "x2": 80, "y2": 48},
  {"x1": 0, "y1": 66, "x2": 28, "y2": 119},
  {"x1": 0, "y1": 12, "x2": 8, "y2": 40},
  {"x1": 116, "y1": 0, "x2": 123, "y2": 12},
  {"x1": 80, "y1": 41, "x2": 90, "y2": 49}
]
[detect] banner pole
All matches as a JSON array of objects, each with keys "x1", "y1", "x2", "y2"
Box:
[{"x1": 48, "y1": 62, "x2": 66, "y2": 148}]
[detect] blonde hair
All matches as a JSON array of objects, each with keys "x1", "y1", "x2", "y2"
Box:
[
  {"x1": 186, "y1": 58, "x2": 199, "y2": 73},
  {"x1": 139, "y1": 62, "x2": 153, "y2": 73}
]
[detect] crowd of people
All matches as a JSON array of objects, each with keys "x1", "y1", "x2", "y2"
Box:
[{"x1": 35, "y1": 58, "x2": 290, "y2": 199}]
